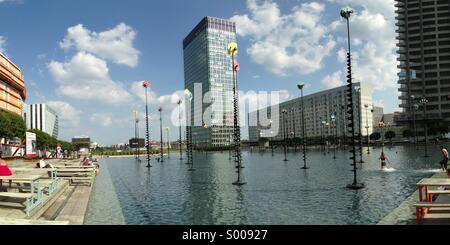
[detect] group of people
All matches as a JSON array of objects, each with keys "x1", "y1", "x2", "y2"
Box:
[
  {"x1": 379, "y1": 145, "x2": 450, "y2": 173},
  {"x1": 81, "y1": 156, "x2": 100, "y2": 175}
]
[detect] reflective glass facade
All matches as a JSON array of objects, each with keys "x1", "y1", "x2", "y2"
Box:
[{"x1": 183, "y1": 17, "x2": 236, "y2": 147}]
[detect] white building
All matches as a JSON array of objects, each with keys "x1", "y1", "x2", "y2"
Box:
[
  {"x1": 24, "y1": 103, "x2": 59, "y2": 138},
  {"x1": 248, "y1": 82, "x2": 374, "y2": 142}
]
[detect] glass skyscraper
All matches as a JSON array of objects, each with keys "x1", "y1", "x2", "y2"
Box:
[{"x1": 183, "y1": 17, "x2": 237, "y2": 147}]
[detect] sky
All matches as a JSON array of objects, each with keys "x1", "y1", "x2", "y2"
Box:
[{"x1": 0, "y1": 0, "x2": 400, "y2": 145}]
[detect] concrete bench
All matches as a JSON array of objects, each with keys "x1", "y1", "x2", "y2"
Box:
[
  {"x1": 414, "y1": 202, "x2": 450, "y2": 224},
  {"x1": 67, "y1": 177, "x2": 94, "y2": 186},
  {"x1": 0, "y1": 192, "x2": 34, "y2": 199}
]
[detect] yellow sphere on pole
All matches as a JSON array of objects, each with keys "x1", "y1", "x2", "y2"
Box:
[{"x1": 227, "y1": 42, "x2": 238, "y2": 55}]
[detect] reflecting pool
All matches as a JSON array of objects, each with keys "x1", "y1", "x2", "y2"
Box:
[{"x1": 85, "y1": 144, "x2": 446, "y2": 225}]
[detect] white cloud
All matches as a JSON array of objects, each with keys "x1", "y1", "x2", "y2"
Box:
[
  {"x1": 321, "y1": 71, "x2": 344, "y2": 89},
  {"x1": 90, "y1": 113, "x2": 113, "y2": 127},
  {"x1": 0, "y1": 36, "x2": 6, "y2": 53},
  {"x1": 47, "y1": 101, "x2": 82, "y2": 128},
  {"x1": 48, "y1": 52, "x2": 132, "y2": 104},
  {"x1": 329, "y1": 0, "x2": 397, "y2": 91},
  {"x1": 60, "y1": 23, "x2": 139, "y2": 68},
  {"x1": 230, "y1": 0, "x2": 336, "y2": 75}
]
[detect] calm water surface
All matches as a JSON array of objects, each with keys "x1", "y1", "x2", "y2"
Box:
[{"x1": 85, "y1": 144, "x2": 447, "y2": 225}]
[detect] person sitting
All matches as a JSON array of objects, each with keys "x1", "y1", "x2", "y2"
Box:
[
  {"x1": 81, "y1": 157, "x2": 90, "y2": 166},
  {"x1": 35, "y1": 157, "x2": 54, "y2": 169},
  {"x1": 0, "y1": 153, "x2": 13, "y2": 176}
]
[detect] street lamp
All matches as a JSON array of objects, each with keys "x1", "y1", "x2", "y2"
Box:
[
  {"x1": 364, "y1": 104, "x2": 370, "y2": 154},
  {"x1": 158, "y1": 107, "x2": 164, "y2": 162},
  {"x1": 142, "y1": 80, "x2": 152, "y2": 169},
  {"x1": 341, "y1": 6, "x2": 363, "y2": 190},
  {"x1": 166, "y1": 126, "x2": 170, "y2": 159},
  {"x1": 321, "y1": 119, "x2": 326, "y2": 154},
  {"x1": 282, "y1": 109, "x2": 288, "y2": 162},
  {"x1": 413, "y1": 103, "x2": 419, "y2": 148},
  {"x1": 298, "y1": 82, "x2": 308, "y2": 169},
  {"x1": 133, "y1": 110, "x2": 141, "y2": 162},
  {"x1": 421, "y1": 98, "x2": 429, "y2": 157},
  {"x1": 177, "y1": 100, "x2": 183, "y2": 160},
  {"x1": 331, "y1": 112, "x2": 337, "y2": 160},
  {"x1": 379, "y1": 121, "x2": 385, "y2": 153},
  {"x1": 291, "y1": 107, "x2": 297, "y2": 152},
  {"x1": 326, "y1": 122, "x2": 330, "y2": 154},
  {"x1": 228, "y1": 41, "x2": 245, "y2": 186}
]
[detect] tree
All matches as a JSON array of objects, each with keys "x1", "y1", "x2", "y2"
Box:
[
  {"x1": 385, "y1": 131, "x2": 396, "y2": 143},
  {"x1": 28, "y1": 129, "x2": 57, "y2": 151},
  {"x1": 0, "y1": 110, "x2": 26, "y2": 141},
  {"x1": 59, "y1": 141, "x2": 74, "y2": 151},
  {"x1": 370, "y1": 132, "x2": 381, "y2": 141},
  {"x1": 403, "y1": 129, "x2": 412, "y2": 138},
  {"x1": 438, "y1": 125, "x2": 449, "y2": 137}
]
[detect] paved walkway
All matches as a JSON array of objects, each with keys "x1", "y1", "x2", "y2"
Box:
[{"x1": 1, "y1": 158, "x2": 94, "y2": 225}]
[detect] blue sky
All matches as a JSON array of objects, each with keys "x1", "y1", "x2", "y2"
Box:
[{"x1": 0, "y1": 0, "x2": 399, "y2": 145}]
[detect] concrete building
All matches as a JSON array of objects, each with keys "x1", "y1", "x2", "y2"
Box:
[
  {"x1": 372, "y1": 106, "x2": 384, "y2": 126},
  {"x1": 183, "y1": 16, "x2": 236, "y2": 147},
  {"x1": 24, "y1": 104, "x2": 59, "y2": 138},
  {"x1": 396, "y1": 0, "x2": 450, "y2": 129},
  {"x1": 0, "y1": 52, "x2": 26, "y2": 115},
  {"x1": 248, "y1": 82, "x2": 374, "y2": 142}
]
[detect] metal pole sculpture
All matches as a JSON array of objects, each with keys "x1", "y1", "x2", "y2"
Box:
[
  {"x1": 321, "y1": 119, "x2": 326, "y2": 155},
  {"x1": 166, "y1": 126, "x2": 170, "y2": 159},
  {"x1": 298, "y1": 82, "x2": 309, "y2": 169},
  {"x1": 379, "y1": 122, "x2": 385, "y2": 154},
  {"x1": 177, "y1": 100, "x2": 183, "y2": 160},
  {"x1": 355, "y1": 86, "x2": 364, "y2": 163},
  {"x1": 184, "y1": 89, "x2": 195, "y2": 171},
  {"x1": 143, "y1": 80, "x2": 152, "y2": 169},
  {"x1": 341, "y1": 6, "x2": 364, "y2": 190},
  {"x1": 331, "y1": 112, "x2": 337, "y2": 160},
  {"x1": 364, "y1": 104, "x2": 370, "y2": 154},
  {"x1": 282, "y1": 109, "x2": 288, "y2": 162},
  {"x1": 291, "y1": 108, "x2": 297, "y2": 152},
  {"x1": 341, "y1": 105, "x2": 347, "y2": 150},
  {"x1": 228, "y1": 42, "x2": 245, "y2": 186},
  {"x1": 413, "y1": 103, "x2": 419, "y2": 149},
  {"x1": 421, "y1": 98, "x2": 429, "y2": 157},
  {"x1": 134, "y1": 110, "x2": 141, "y2": 162},
  {"x1": 158, "y1": 107, "x2": 164, "y2": 162}
]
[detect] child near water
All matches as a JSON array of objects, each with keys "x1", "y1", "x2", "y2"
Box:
[{"x1": 380, "y1": 152, "x2": 388, "y2": 170}]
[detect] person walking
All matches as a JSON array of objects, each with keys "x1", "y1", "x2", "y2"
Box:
[
  {"x1": 380, "y1": 151, "x2": 388, "y2": 170},
  {"x1": 440, "y1": 146, "x2": 449, "y2": 171}
]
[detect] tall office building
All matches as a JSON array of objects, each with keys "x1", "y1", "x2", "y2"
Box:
[
  {"x1": 25, "y1": 104, "x2": 59, "y2": 138},
  {"x1": 183, "y1": 17, "x2": 236, "y2": 147},
  {"x1": 248, "y1": 83, "x2": 374, "y2": 142},
  {"x1": 0, "y1": 52, "x2": 26, "y2": 115},
  {"x1": 396, "y1": 0, "x2": 450, "y2": 128}
]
